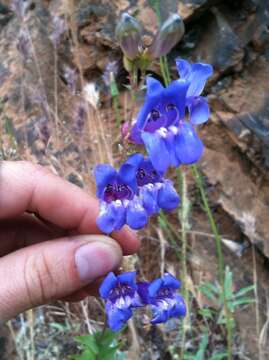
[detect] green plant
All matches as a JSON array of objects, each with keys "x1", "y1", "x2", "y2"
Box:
[{"x1": 71, "y1": 329, "x2": 126, "y2": 360}]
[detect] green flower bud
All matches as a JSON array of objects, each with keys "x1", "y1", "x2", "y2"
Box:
[
  {"x1": 116, "y1": 13, "x2": 142, "y2": 60},
  {"x1": 148, "y1": 14, "x2": 185, "y2": 59}
]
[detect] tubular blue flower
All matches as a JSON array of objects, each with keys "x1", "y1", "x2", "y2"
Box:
[
  {"x1": 99, "y1": 272, "x2": 143, "y2": 332},
  {"x1": 125, "y1": 153, "x2": 180, "y2": 214},
  {"x1": 130, "y1": 77, "x2": 189, "y2": 172},
  {"x1": 137, "y1": 273, "x2": 186, "y2": 324},
  {"x1": 94, "y1": 162, "x2": 148, "y2": 233},
  {"x1": 176, "y1": 58, "x2": 213, "y2": 125}
]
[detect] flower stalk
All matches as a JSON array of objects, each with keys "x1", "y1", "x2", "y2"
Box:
[{"x1": 191, "y1": 164, "x2": 233, "y2": 360}]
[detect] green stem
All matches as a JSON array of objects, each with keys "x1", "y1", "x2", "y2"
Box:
[
  {"x1": 191, "y1": 164, "x2": 233, "y2": 360},
  {"x1": 160, "y1": 56, "x2": 169, "y2": 86},
  {"x1": 112, "y1": 96, "x2": 121, "y2": 128}
]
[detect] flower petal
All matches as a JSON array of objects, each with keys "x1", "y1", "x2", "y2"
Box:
[
  {"x1": 141, "y1": 131, "x2": 171, "y2": 173},
  {"x1": 187, "y1": 63, "x2": 213, "y2": 97},
  {"x1": 129, "y1": 123, "x2": 143, "y2": 144},
  {"x1": 124, "y1": 153, "x2": 144, "y2": 169},
  {"x1": 140, "y1": 185, "x2": 159, "y2": 215},
  {"x1": 137, "y1": 282, "x2": 150, "y2": 305},
  {"x1": 111, "y1": 201, "x2": 126, "y2": 230},
  {"x1": 176, "y1": 58, "x2": 192, "y2": 79},
  {"x1": 126, "y1": 197, "x2": 148, "y2": 230},
  {"x1": 96, "y1": 202, "x2": 117, "y2": 234},
  {"x1": 164, "y1": 130, "x2": 181, "y2": 168},
  {"x1": 157, "y1": 180, "x2": 180, "y2": 211},
  {"x1": 99, "y1": 272, "x2": 118, "y2": 299},
  {"x1": 171, "y1": 294, "x2": 187, "y2": 317},
  {"x1": 136, "y1": 77, "x2": 164, "y2": 129},
  {"x1": 189, "y1": 96, "x2": 210, "y2": 124},
  {"x1": 106, "y1": 302, "x2": 132, "y2": 332},
  {"x1": 162, "y1": 273, "x2": 181, "y2": 289},
  {"x1": 165, "y1": 79, "x2": 189, "y2": 119},
  {"x1": 148, "y1": 278, "x2": 163, "y2": 298},
  {"x1": 118, "y1": 271, "x2": 137, "y2": 288},
  {"x1": 94, "y1": 165, "x2": 117, "y2": 199},
  {"x1": 151, "y1": 305, "x2": 169, "y2": 324},
  {"x1": 175, "y1": 122, "x2": 204, "y2": 164},
  {"x1": 118, "y1": 163, "x2": 137, "y2": 193}
]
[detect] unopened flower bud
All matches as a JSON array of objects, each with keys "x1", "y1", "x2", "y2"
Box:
[
  {"x1": 148, "y1": 14, "x2": 185, "y2": 59},
  {"x1": 116, "y1": 13, "x2": 142, "y2": 60}
]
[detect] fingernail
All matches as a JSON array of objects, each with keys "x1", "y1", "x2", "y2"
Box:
[{"x1": 75, "y1": 242, "x2": 121, "y2": 282}]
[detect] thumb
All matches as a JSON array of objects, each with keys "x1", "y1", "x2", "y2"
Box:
[{"x1": 0, "y1": 235, "x2": 122, "y2": 321}]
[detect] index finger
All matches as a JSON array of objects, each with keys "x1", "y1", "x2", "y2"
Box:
[{"x1": 0, "y1": 161, "x2": 139, "y2": 255}]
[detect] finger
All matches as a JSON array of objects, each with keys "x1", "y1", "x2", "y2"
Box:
[
  {"x1": 0, "y1": 161, "x2": 139, "y2": 255},
  {"x1": 0, "y1": 235, "x2": 122, "y2": 321},
  {"x1": 61, "y1": 278, "x2": 103, "y2": 302},
  {"x1": 0, "y1": 214, "x2": 66, "y2": 256}
]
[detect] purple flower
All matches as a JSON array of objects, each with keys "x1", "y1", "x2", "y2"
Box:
[
  {"x1": 99, "y1": 272, "x2": 143, "y2": 332},
  {"x1": 125, "y1": 153, "x2": 180, "y2": 213},
  {"x1": 94, "y1": 162, "x2": 148, "y2": 233},
  {"x1": 130, "y1": 76, "x2": 205, "y2": 171},
  {"x1": 176, "y1": 59, "x2": 213, "y2": 125},
  {"x1": 130, "y1": 58, "x2": 213, "y2": 171},
  {"x1": 138, "y1": 273, "x2": 186, "y2": 324}
]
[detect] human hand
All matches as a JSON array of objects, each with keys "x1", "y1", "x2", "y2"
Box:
[{"x1": 0, "y1": 161, "x2": 139, "y2": 321}]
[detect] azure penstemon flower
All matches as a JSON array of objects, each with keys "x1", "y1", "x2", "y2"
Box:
[
  {"x1": 130, "y1": 59, "x2": 213, "y2": 171},
  {"x1": 99, "y1": 272, "x2": 143, "y2": 332},
  {"x1": 137, "y1": 273, "x2": 186, "y2": 324},
  {"x1": 94, "y1": 162, "x2": 148, "y2": 233},
  {"x1": 125, "y1": 153, "x2": 180, "y2": 213},
  {"x1": 130, "y1": 76, "x2": 189, "y2": 172},
  {"x1": 99, "y1": 272, "x2": 186, "y2": 331}
]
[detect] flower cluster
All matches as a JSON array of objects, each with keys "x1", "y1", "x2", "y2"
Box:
[
  {"x1": 94, "y1": 154, "x2": 179, "y2": 233},
  {"x1": 99, "y1": 272, "x2": 186, "y2": 332},
  {"x1": 94, "y1": 58, "x2": 212, "y2": 233}
]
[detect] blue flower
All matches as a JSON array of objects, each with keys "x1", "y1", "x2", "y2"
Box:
[
  {"x1": 176, "y1": 58, "x2": 213, "y2": 125},
  {"x1": 99, "y1": 272, "x2": 143, "y2": 332},
  {"x1": 130, "y1": 60, "x2": 213, "y2": 171},
  {"x1": 94, "y1": 162, "x2": 148, "y2": 233},
  {"x1": 125, "y1": 153, "x2": 180, "y2": 213},
  {"x1": 137, "y1": 273, "x2": 186, "y2": 324},
  {"x1": 129, "y1": 77, "x2": 188, "y2": 173},
  {"x1": 130, "y1": 76, "x2": 205, "y2": 171}
]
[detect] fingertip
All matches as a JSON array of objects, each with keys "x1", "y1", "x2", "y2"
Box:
[{"x1": 112, "y1": 226, "x2": 140, "y2": 255}]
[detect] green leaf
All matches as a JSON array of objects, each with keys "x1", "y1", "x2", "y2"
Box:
[
  {"x1": 235, "y1": 285, "x2": 255, "y2": 298},
  {"x1": 224, "y1": 267, "x2": 233, "y2": 301},
  {"x1": 198, "y1": 308, "x2": 214, "y2": 320},
  {"x1": 98, "y1": 346, "x2": 118, "y2": 360},
  {"x1": 75, "y1": 335, "x2": 99, "y2": 355},
  {"x1": 199, "y1": 283, "x2": 219, "y2": 301},
  {"x1": 229, "y1": 297, "x2": 255, "y2": 310},
  {"x1": 194, "y1": 333, "x2": 208, "y2": 360},
  {"x1": 97, "y1": 329, "x2": 118, "y2": 348},
  {"x1": 70, "y1": 349, "x2": 95, "y2": 360}
]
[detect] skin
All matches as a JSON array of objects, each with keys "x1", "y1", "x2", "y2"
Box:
[{"x1": 0, "y1": 161, "x2": 140, "y2": 321}]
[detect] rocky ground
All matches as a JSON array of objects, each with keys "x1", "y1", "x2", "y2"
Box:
[{"x1": 0, "y1": 0, "x2": 269, "y2": 359}]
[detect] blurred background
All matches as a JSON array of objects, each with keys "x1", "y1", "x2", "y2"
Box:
[{"x1": 0, "y1": 0, "x2": 269, "y2": 359}]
